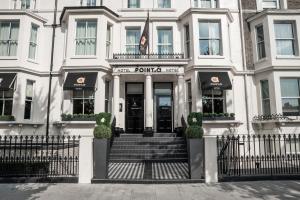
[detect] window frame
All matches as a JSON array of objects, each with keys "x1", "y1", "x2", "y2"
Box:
[
  {"x1": 157, "y1": 27, "x2": 174, "y2": 54},
  {"x1": 87, "y1": 0, "x2": 97, "y2": 6},
  {"x1": 21, "y1": 0, "x2": 31, "y2": 9},
  {"x1": 75, "y1": 19, "x2": 97, "y2": 56},
  {"x1": 0, "y1": 20, "x2": 19, "y2": 57},
  {"x1": 184, "y1": 24, "x2": 191, "y2": 58},
  {"x1": 274, "y1": 21, "x2": 297, "y2": 56},
  {"x1": 128, "y1": 0, "x2": 140, "y2": 8},
  {"x1": 105, "y1": 80, "x2": 110, "y2": 113},
  {"x1": 0, "y1": 90, "x2": 14, "y2": 116},
  {"x1": 24, "y1": 80, "x2": 34, "y2": 120},
  {"x1": 28, "y1": 23, "x2": 39, "y2": 60},
  {"x1": 260, "y1": 80, "x2": 271, "y2": 115},
  {"x1": 186, "y1": 80, "x2": 192, "y2": 115},
  {"x1": 199, "y1": 20, "x2": 222, "y2": 56},
  {"x1": 202, "y1": 90, "x2": 226, "y2": 114},
  {"x1": 262, "y1": 0, "x2": 280, "y2": 9},
  {"x1": 280, "y1": 78, "x2": 300, "y2": 116},
  {"x1": 125, "y1": 27, "x2": 141, "y2": 54},
  {"x1": 256, "y1": 24, "x2": 266, "y2": 60},
  {"x1": 158, "y1": 0, "x2": 171, "y2": 8},
  {"x1": 72, "y1": 90, "x2": 95, "y2": 115},
  {"x1": 106, "y1": 24, "x2": 112, "y2": 58},
  {"x1": 194, "y1": 0, "x2": 218, "y2": 8}
]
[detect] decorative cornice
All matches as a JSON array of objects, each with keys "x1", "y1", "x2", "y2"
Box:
[
  {"x1": 179, "y1": 8, "x2": 234, "y2": 23},
  {"x1": 0, "y1": 10, "x2": 48, "y2": 23},
  {"x1": 247, "y1": 9, "x2": 300, "y2": 23}
]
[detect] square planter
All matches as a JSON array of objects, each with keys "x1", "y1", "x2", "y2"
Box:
[
  {"x1": 187, "y1": 138, "x2": 204, "y2": 179},
  {"x1": 203, "y1": 116, "x2": 235, "y2": 121},
  {"x1": 93, "y1": 138, "x2": 110, "y2": 179}
]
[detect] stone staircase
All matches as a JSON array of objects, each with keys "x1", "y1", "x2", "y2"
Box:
[{"x1": 106, "y1": 133, "x2": 190, "y2": 181}]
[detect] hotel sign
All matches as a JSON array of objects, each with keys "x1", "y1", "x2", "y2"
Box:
[{"x1": 113, "y1": 66, "x2": 182, "y2": 74}]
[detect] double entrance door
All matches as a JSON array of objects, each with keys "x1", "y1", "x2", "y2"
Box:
[{"x1": 125, "y1": 83, "x2": 173, "y2": 133}]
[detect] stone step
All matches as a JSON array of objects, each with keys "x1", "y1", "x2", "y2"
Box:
[
  {"x1": 110, "y1": 149, "x2": 187, "y2": 154},
  {"x1": 119, "y1": 134, "x2": 143, "y2": 138},
  {"x1": 153, "y1": 133, "x2": 177, "y2": 137},
  {"x1": 109, "y1": 153, "x2": 188, "y2": 160},
  {"x1": 113, "y1": 137, "x2": 185, "y2": 142},
  {"x1": 109, "y1": 158, "x2": 188, "y2": 162},
  {"x1": 112, "y1": 140, "x2": 186, "y2": 146},
  {"x1": 111, "y1": 144, "x2": 187, "y2": 150}
]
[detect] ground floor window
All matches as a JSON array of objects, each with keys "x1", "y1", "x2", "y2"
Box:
[
  {"x1": 105, "y1": 80, "x2": 110, "y2": 113},
  {"x1": 24, "y1": 80, "x2": 34, "y2": 119},
  {"x1": 280, "y1": 78, "x2": 300, "y2": 116},
  {"x1": 0, "y1": 90, "x2": 13, "y2": 116},
  {"x1": 72, "y1": 90, "x2": 95, "y2": 114},
  {"x1": 202, "y1": 90, "x2": 225, "y2": 113},
  {"x1": 260, "y1": 80, "x2": 271, "y2": 115}
]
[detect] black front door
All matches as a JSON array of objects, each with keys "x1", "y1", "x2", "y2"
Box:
[
  {"x1": 126, "y1": 94, "x2": 144, "y2": 133},
  {"x1": 156, "y1": 95, "x2": 172, "y2": 133}
]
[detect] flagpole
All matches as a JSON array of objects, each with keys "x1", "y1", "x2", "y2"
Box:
[{"x1": 147, "y1": 10, "x2": 150, "y2": 59}]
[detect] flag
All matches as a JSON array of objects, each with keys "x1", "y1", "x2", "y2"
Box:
[{"x1": 139, "y1": 13, "x2": 149, "y2": 55}]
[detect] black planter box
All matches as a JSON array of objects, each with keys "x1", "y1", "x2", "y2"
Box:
[
  {"x1": 93, "y1": 139, "x2": 110, "y2": 179},
  {"x1": 187, "y1": 138, "x2": 204, "y2": 179},
  {"x1": 203, "y1": 116, "x2": 235, "y2": 121}
]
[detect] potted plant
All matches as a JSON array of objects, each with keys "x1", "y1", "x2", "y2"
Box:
[
  {"x1": 93, "y1": 113, "x2": 112, "y2": 179},
  {"x1": 186, "y1": 112, "x2": 204, "y2": 179}
]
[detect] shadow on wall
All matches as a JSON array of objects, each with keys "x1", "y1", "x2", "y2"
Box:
[
  {"x1": 1, "y1": 79, "x2": 59, "y2": 136},
  {"x1": 217, "y1": 180, "x2": 300, "y2": 200}
]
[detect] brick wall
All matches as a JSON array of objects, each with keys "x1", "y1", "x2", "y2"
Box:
[
  {"x1": 287, "y1": 0, "x2": 300, "y2": 9},
  {"x1": 241, "y1": 0, "x2": 257, "y2": 10},
  {"x1": 243, "y1": 14, "x2": 256, "y2": 70}
]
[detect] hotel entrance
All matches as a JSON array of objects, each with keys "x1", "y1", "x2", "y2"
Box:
[
  {"x1": 125, "y1": 83, "x2": 144, "y2": 133},
  {"x1": 154, "y1": 83, "x2": 173, "y2": 133}
]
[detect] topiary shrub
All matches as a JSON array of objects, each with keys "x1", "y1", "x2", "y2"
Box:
[
  {"x1": 185, "y1": 125, "x2": 204, "y2": 139},
  {"x1": 94, "y1": 124, "x2": 112, "y2": 139},
  {"x1": 96, "y1": 113, "x2": 111, "y2": 126},
  {"x1": 187, "y1": 112, "x2": 203, "y2": 126}
]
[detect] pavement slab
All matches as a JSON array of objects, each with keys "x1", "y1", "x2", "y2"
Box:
[{"x1": 0, "y1": 181, "x2": 300, "y2": 200}]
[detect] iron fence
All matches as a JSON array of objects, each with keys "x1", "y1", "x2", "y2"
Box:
[
  {"x1": 0, "y1": 135, "x2": 80, "y2": 178},
  {"x1": 217, "y1": 134, "x2": 300, "y2": 180}
]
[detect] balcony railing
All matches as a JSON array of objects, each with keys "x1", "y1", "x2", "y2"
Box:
[{"x1": 112, "y1": 53, "x2": 184, "y2": 60}]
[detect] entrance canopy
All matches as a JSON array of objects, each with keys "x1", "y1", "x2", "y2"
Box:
[
  {"x1": 0, "y1": 73, "x2": 17, "y2": 91},
  {"x1": 198, "y1": 72, "x2": 232, "y2": 90},
  {"x1": 63, "y1": 72, "x2": 98, "y2": 90}
]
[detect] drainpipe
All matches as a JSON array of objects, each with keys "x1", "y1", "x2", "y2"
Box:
[
  {"x1": 46, "y1": 0, "x2": 58, "y2": 137},
  {"x1": 238, "y1": 0, "x2": 251, "y2": 135}
]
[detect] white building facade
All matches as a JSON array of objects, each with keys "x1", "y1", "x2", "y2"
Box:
[{"x1": 0, "y1": 0, "x2": 299, "y2": 137}]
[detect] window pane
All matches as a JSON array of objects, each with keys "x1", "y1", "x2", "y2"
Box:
[
  {"x1": 26, "y1": 81, "x2": 34, "y2": 98},
  {"x1": 199, "y1": 23, "x2": 209, "y2": 38},
  {"x1": 0, "y1": 100, "x2": 3, "y2": 115},
  {"x1": 280, "y1": 79, "x2": 299, "y2": 97},
  {"x1": 275, "y1": 23, "x2": 293, "y2": 39},
  {"x1": 4, "y1": 90, "x2": 13, "y2": 98},
  {"x1": 126, "y1": 29, "x2": 140, "y2": 53},
  {"x1": 276, "y1": 40, "x2": 294, "y2": 55},
  {"x1": 210, "y1": 39, "x2": 220, "y2": 55},
  {"x1": 256, "y1": 26, "x2": 264, "y2": 42},
  {"x1": 200, "y1": 39, "x2": 209, "y2": 55},
  {"x1": 73, "y1": 90, "x2": 83, "y2": 98},
  {"x1": 4, "y1": 100, "x2": 13, "y2": 115},
  {"x1": 261, "y1": 80, "x2": 270, "y2": 99},
  {"x1": 158, "y1": 0, "x2": 171, "y2": 8},
  {"x1": 84, "y1": 99, "x2": 94, "y2": 114},
  {"x1": 202, "y1": 90, "x2": 213, "y2": 98},
  {"x1": 201, "y1": 0, "x2": 212, "y2": 8},
  {"x1": 128, "y1": 0, "x2": 140, "y2": 8},
  {"x1": 282, "y1": 98, "x2": 300, "y2": 115},
  {"x1": 263, "y1": 99, "x2": 271, "y2": 115},
  {"x1": 24, "y1": 101, "x2": 32, "y2": 119},
  {"x1": 203, "y1": 99, "x2": 212, "y2": 113},
  {"x1": 214, "y1": 99, "x2": 224, "y2": 113},
  {"x1": 0, "y1": 22, "x2": 10, "y2": 56},
  {"x1": 73, "y1": 99, "x2": 83, "y2": 114},
  {"x1": 213, "y1": 90, "x2": 223, "y2": 98},
  {"x1": 84, "y1": 90, "x2": 95, "y2": 98}
]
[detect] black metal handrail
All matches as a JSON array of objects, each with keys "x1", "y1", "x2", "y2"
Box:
[{"x1": 112, "y1": 53, "x2": 185, "y2": 60}]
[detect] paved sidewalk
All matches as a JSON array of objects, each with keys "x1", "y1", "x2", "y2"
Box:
[{"x1": 0, "y1": 181, "x2": 300, "y2": 200}]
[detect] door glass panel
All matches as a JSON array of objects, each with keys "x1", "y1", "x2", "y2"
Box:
[
  {"x1": 154, "y1": 83, "x2": 172, "y2": 95},
  {"x1": 127, "y1": 83, "x2": 143, "y2": 94},
  {"x1": 159, "y1": 96, "x2": 171, "y2": 106}
]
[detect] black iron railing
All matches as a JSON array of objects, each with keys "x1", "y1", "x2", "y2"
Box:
[
  {"x1": 253, "y1": 114, "x2": 293, "y2": 121},
  {"x1": 217, "y1": 134, "x2": 300, "y2": 180},
  {"x1": 113, "y1": 53, "x2": 184, "y2": 60},
  {"x1": 0, "y1": 135, "x2": 80, "y2": 178}
]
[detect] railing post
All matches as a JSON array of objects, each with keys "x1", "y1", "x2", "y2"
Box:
[
  {"x1": 204, "y1": 135, "x2": 218, "y2": 183},
  {"x1": 78, "y1": 136, "x2": 93, "y2": 184}
]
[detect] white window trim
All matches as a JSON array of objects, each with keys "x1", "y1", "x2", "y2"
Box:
[
  {"x1": 255, "y1": 24, "x2": 266, "y2": 60},
  {"x1": 28, "y1": 23, "x2": 39, "y2": 61},
  {"x1": 274, "y1": 21, "x2": 297, "y2": 56},
  {"x1": 24, "y1": 80, "x2": 35, "y2": 121},
  {"x1": 194, "y1": 0, "x2": 218, "y2": 8},
  {"x1": 75, "y1": 19, "x2": 97, "y2": 56}
]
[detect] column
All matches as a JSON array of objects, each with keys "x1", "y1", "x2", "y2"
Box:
[
  {"x1": 113, "y1": 74, "x2": 120, "y2": 127},
  {"x1": 177, "y1": 74, "x2": 185, "y2": 127},
  {"x1": 145, "y1": 74, "x2": 153, "y2": 132},
  {"x1": 78, "y1": 136, "x2": 93, "y2": 183}
]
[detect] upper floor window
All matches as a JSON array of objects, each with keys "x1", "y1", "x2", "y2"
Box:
[
  {"x1": 260, "y1": 80, "x2": 271, "y2": 115},
  {"x1": 274, "y1": 22, "x2": 297, "y2": 56},
  {"x1": 184, "y1": 24, "x2": 190, "y2": 58},
  {"x1": 0, "y1": 21, "x2": 19, "y2": 57},
  {"x1": 21, "y1": 0, "x2": 31, "y2": 9},
  {"x1": 128, "y1": 0, "x2": 140, "y2": 8},
  {"x1": 75, "y1": 20, "x2": 97, "y2": 56},
  {"x1": 28, "y1": 24, "x2": 38, "y2": 60},
  {"x1": 262, "y1": 0, "x2": 280, "y2": 9},
  {"x1": 126, "y1": 28, "x2": 140, "y2": 54},
  {"x1": 158, "y1": 0, "x2": 171, "y2": 8},
  {"x1": 199, "y1": 21, "x2": 221, "y2": 55},
  {"x1": 106, "y1": 25, "x2": 112, "y2": 58},
  {"x1": 280, "y1": 78, "x2": 300, "y2": 116},
  {"x1": 87, "y1": 0, "x2": 96, "y2": 6},
  {"x1": 194, "y1": 0, "x2": 218, "y2": 8},
  {"x1": 256, "y1": 25, "x2": 266, "y2": 60},
  {"x1": 157, "y1": 28, "x2": 173, "y2": 54}
]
